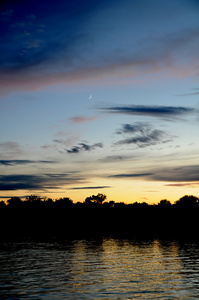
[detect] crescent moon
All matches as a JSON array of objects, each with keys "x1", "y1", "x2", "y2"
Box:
[{"x1": 88, "y1": 94, "x2": 92, "y2": 100}]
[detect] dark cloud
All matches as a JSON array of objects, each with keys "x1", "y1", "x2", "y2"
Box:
[
  {"x1": 0, "y1": 175, "x2": 44, "y2": 191},
  {"x1": 0, "y1": 1, "x2": 199, "y2": 96},
  {"x1": 115, "y1": 123, "x2": 172, "y2": 147},
  {"x1": 152, "y1": 165, "x2": 199, "y2": 182},
  {"x1": 116, "y1": 130, "x2": 169, "y2": 147},
  {"x1": 0, "y1": 0, "x2": 107, "y2": 72},
  {"x1": 0, "y1": 173, "x2": 84, "y2": 191},
  {"x1": 116, "y1": 123, "x2": 148, "y2": 135},
  {"x1": 109, "y1": 173, "x2": 153, "y2": 178},
  {"x1": 0, "y1": 160, "x2": 56, "y2": 166},
  {"x1": 70, "y1": 186, "x2": 111, "y2": 190},
  {"x1": 100, "y1": 105, "x2": 195, "y2": 118},
  {"x1": 108, "y1": 165, "x2": 199, "y2": 183},
  {"x1": 66, "y1": 146, "x2": 80, "y2": 154},
  {"x1": 66, "y1": 142, "x2": 103, "y2": 154}
]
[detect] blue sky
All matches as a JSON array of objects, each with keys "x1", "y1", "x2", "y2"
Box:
[{"x1": 0, "y1": 0, "x2": 199, "y2": 203}]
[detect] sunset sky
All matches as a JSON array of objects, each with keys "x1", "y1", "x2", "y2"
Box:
[{"x1": 1, "y1": 0, "x2": 199, "y2": 204}]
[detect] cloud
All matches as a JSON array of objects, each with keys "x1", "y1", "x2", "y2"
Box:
[
  {"x1": 100, "y1": 105, "x2": 195, "y2": 119},
  {"x1": 99, "y1": 155, "x2": 131, "y2": 162},
  {"x1": 66, "y1": 142, "x2": 103, "y2": 154},
  {"x1": 0, "y1": 173, "x2": 84, "y2": 191},
  {"x1": 116, "y1": 123, "x2": 149, "y2": 134},
  {"x1": 109, "y1": 164, "x2": 199, "y2": 182},
  {"x1": 115, "y1": 122, "x2": 172, "y2": 148},
  {"x1": 180, "y1": 92, "x2": 199, "y2": 96},
  {"x1": 69, "y1": 115, "x2": 98, "y2": 124},
  {"x1": 109, "y1": 173, "x2": 153, "y2": 178},
  {"x1": 116, "y1": 131, "x2": 170, "y2": 147},
  {"x1": 1, "y1": 1, "x2": 199, "y2": 96},
  {"x1": 108, "y1": 164, "x2": 199, "y2": 183},
  {"x1": 41, "y1": 144, "x2": 57, "y2": 150},
  {"x1": 70, "y1": 186, "x2": 111, "y2": 190},
  {"x1": 177, "y1": 88, "x2": 199, "y2": 96},
  {"x1": 0, "y1": 141, "x2": 20, "y2": 150},
  {"x1": 24, "y1": 39, "x2": 44, "y2": 49},
  {"x1": 165, "y1": 182, "x2": 199, "y2": 187},
  {"x1": 53, "y1": 139, "x2": 65, "y2": 144},
  {"x1": 0, "y1": 9, "x2": 14, "y2": 17},
  {"x1": 52, "y1": 131, "x2": 81, "y2": 148},
  {"x1": 0, "y1": 142, "x2": 22, "y2": 157},
  {"x1": 151, "y1": 165, "x2": 199, "y2": 182},
  {"x1": 0, "y1": 160, "x2": 56, "y2": 166}
]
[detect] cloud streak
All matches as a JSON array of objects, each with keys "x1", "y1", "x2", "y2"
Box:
[
  {"x1": 108, "y1": 165, "x2": 199, "y2": 183},
  {"x1": 100, "y1": 105, "x2": 195, "y2": 119},
  {"x1": 177, "y1": 88, "x2": 199, "y2": 96},
  {"x1": 0, "y1": 173, "x2": 84, "y2": 191},
  {"x1": 0, "y1": 160, "x2": 56, "y2": 166},
  {"x1": 109, "y1": 173, "x2": 153, "y2": 178},
  {"x1": 69, "y1": 115, "x2": 98, "y2": 124},
  {"x1": 70, "y1": 186, "x2": 111, "y2": 190},
  {"x1": 152, "y1": 165, "x2": 199, "y2": 182}
]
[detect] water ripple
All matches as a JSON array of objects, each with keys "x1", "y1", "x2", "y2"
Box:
[{"x1": 1, "y1": 239, "x2": 199, "y2": 299}]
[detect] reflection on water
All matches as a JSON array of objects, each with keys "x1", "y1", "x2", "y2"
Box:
[{"x1": 1, "y1": 238, "x2": 199, "y2": 299}]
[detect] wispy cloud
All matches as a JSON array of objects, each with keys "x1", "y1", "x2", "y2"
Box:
[
  {"x1": 66, "y1": 142, "x2": 103, "y2": 154},
  {"x1": 70, "y1": 186, "x2": 111, "y2": 190},
  {"x1": 0, "y1": 142, "x2": 22, "y2": 157},
  {"x1": 115, "y1": 122, "x2": 172, "y2": 148},
  {"x1": 0, "y1": 160, "x2": 56, "y2": 166},
  {"x1": 53, "y1": 131, "x2": 81, "y2": 148},
  {"x1": 99, "y1": 155, "x2": 132, "y2": 163},
  {"x1": 165, "y1": 182, "x2": 199, "y2": 187},
  {"x1": 109, "y1": 173, "x2": 153, "y2": 178},
  {"x1": 177, "y1": 88, "x2": 199, "y2": 96},
  {"x1": 100, "y1": 105, "x2": 195, "y2": 119},
  {"x1": 0, "y1": 9, "x2": 14, "y2": 17},
  {"x1": 69, "y1": 115, "x2": 98, "y2": 124}
]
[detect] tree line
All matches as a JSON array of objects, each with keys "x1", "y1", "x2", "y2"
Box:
[{"x1": 1, "y1": 194, "x2": 199, "y2": 241}]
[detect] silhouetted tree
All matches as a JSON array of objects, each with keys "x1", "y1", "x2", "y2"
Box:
[
  {"x1": 109, "y1": 200, "x2": 115, "y2": 208},
  {"x1": 25, "y1": 195, "x2": 42, "y2": 202},
  {"x1": 158, "y1": 199, "x2": 171, "y2": 207},
  {"x1": 55, "y1": 197, "x2": 73, "y2": 207},
  {"x1": 0, "y1": 200, "x2": 6, "y2": 208},
  {"x1": 85, "y1": 193, "x2": 107, "y2": 204},
  {"x1": 2, "y1": 193, "x2": 199, "y2": 241},
  {"x1": 7, "y1": 197, "x2": 22, "y2": 207},
  {"x1": 43, "y1": 197, "x2": 53, "y2": 204},
  {"x1": 175, "y1": 195, "x2": 199, "y2": 208}
]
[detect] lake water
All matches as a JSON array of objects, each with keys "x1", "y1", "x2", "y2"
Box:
[{"x1": 1, "y1": 238, "x2": 199, "y2": 299}]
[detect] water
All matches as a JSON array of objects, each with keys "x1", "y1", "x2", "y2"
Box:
[{"x1": 1, "y1": 239, "x2": 199, "y2": 299}]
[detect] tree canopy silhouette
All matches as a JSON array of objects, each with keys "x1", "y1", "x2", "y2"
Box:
[
  {"x1": 1, "y1": 193, "x2": 199, "y2": 241},
  {"x1": 175, "y1": 195, "x2": 199, "y2": 208},
  {"x1": 85, "y1": 193, "x2": 107, "y2": 204}
]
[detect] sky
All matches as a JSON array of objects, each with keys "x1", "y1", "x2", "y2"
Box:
[{"x1": 0, "y1": 0, "x2": 199, "y2": 204}]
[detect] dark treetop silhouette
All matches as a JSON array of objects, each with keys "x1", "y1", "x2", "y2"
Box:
[{"x1": 1, "y1": 194, "x2": 199, "y2": 241}]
